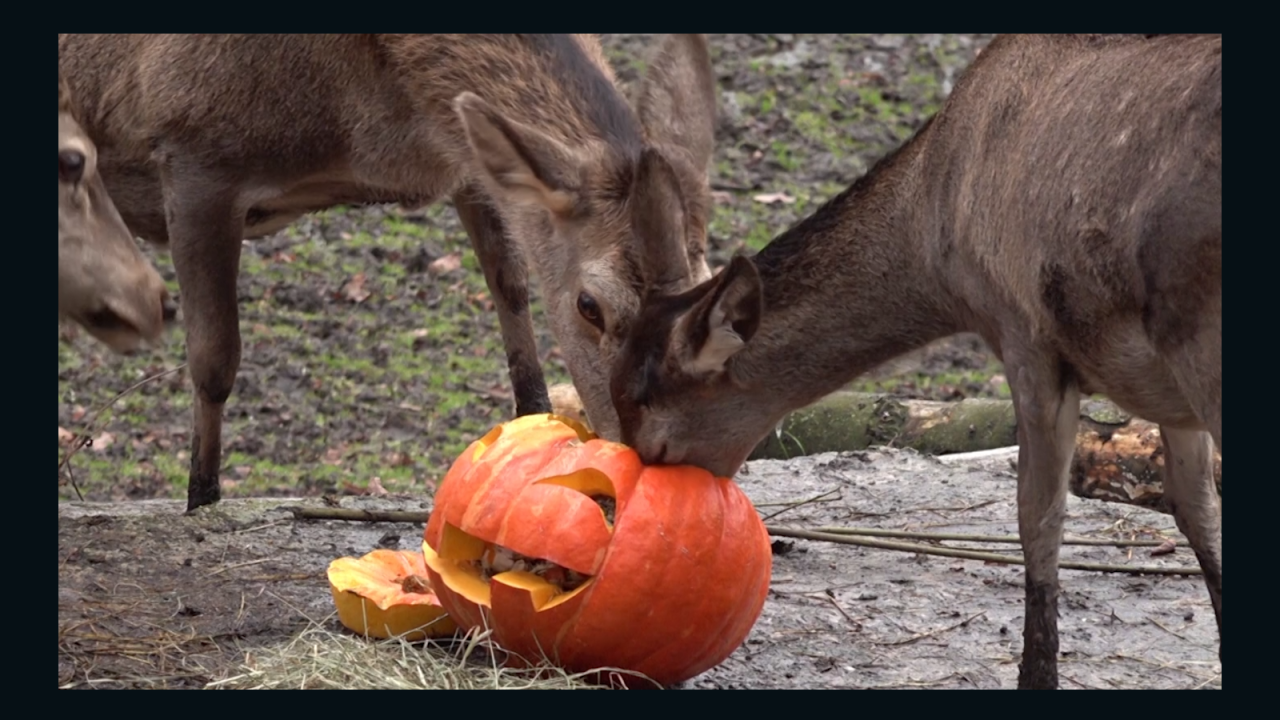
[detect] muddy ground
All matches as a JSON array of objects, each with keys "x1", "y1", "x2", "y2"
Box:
[
  {"x1": 58, "y1": 34, "x2": 1220, "y2": 690},
  {"x1": 57, "y1": 449, "x2": 1220, "y2": 690}
]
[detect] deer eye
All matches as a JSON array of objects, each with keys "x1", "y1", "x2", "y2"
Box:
[
  {"x1": 59, "y1": 150, "x2": 86, "y2": 184},
  {"x1": 577, "y1": 291, "x2": 604, "y2": 331}
]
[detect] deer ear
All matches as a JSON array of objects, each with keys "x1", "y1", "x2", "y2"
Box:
[
  {"x1": 681, "y1": 255, "x2": 762, "y2": 375},
  {"x1": 635, "y1": 34, "x2": 717, "y2": 172},
  {"x1": 454, "y1": 91, "x2": 582, "y2": 218},
  {"x1": 632, "y1": 147, "x2": 693, "y2": 290}
]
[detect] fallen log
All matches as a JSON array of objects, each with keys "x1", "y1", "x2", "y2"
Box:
[
  {"x1": 1070, "y1": 408, "x2": 1223, "y2": 514},
  {"x1": 546, "y1": 384, "x2": 1222, "y2": 515}
]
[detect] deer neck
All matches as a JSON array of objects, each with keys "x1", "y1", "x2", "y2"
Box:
[{"x1": 733, "y1": 128, "x2": 961, "y2": 411}]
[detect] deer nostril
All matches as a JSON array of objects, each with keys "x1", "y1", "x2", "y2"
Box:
[
  {"x1": 161, "y1": 296, "x2": 178, "y2": 323},
  {"x1": 86, "y1": 306, "x2": 131, "y2": 333}
]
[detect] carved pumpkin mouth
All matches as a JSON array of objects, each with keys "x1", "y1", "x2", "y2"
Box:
[{"x1": 423, "y1": 467, "x2": 617, "y2": 613}]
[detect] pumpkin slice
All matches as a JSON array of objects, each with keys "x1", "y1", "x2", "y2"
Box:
[{"x1": 328, "y1": 548, "x2": 458, "y2": 640}]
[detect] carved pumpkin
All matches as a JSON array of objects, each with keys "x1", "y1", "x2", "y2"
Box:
[
  {"x1": 421, "y1": 413, "x2": 772, "y2": 687},
  {"x1": 328, "y1": 548, "x2": 458, "y2": 641}
]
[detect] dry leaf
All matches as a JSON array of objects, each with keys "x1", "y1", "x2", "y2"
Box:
[
  {"x1": 1150, "y1": 539, "x2": 1177, "y2": 557},
  {"x1": 471, "y1": 383, "x2": 513, "y2": 402},
  {"x1": 710, "y1": 190, "x2": 734, "y2": 204},
  {"x1": 386, "y1": 452, "x2": 414, "y2": 468},
  {"x1": 58, "y1": 427, "x2": 75, "y2": 444},
  {"x1": 753, "y1": 192, "x2": 796, "y2": 205},
  {"x1": 367, "y1": 477, "x2": 388, "y2": 496},
  {"x1": 322, "y1": 445, "x2": 348, "y2": 466},
  {"x1": 343, "y1": 273, "x2": 371, "y2": 303},
  {"x1": 428, "y1": 253, "x2": 463, "y2": 275},
  {"x1": 71, "y1": 405, "x2": 87, "y2": 423},
  {"x1": 470, "y1": 291, "x2": 494, "y2": 311},
  {"x1": 90, "y1": 432, "x2": 115, "y2": 452}
]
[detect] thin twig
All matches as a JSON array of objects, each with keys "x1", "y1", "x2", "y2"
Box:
[
  {"x1": 1192, "y1": 673, "x2": 1222, "y2": 690},
  {"x1": 65, "y1": 459, "x2": 84, "y2": 501},
  {"x1": 1061, "y1": 673, "x2": 1096, "y2": 689},
  {"x1": 284, "y1": 506, "x2": 429, "y2": 524},
  {"x1": 811, "y1": 593, "x2": 859, "y2": 626},
  {"x1": 1148, "y1": 616, "x2": 1189, "y2": 641},
  {"x1": 753, "y1": 493, "x2": 843, "y2": 508},
  {"x1": 806, "y1": 526, "x2": 1174, "y2": 547},
  {"x1": 206, "y1": 558, "x2": 270, "y2": 577},
  {"x1": 909, "y1": 500, "x2": 999, "y2": 513},
  {"x1": 232, "y1": 519, "x2": 290, "y2": 534},
  {"x1": 765, "y1": 526, "x2": 1202, "y2": 576},
  {"x1": 758, "y1": 488, "x2": 842, "y2": 521},
  {"x1": 856, "y1": 672, "x2": 964, "y2": 689},
  {"x1": 59, "y1": 363, "x2": 189, "y2": 475},
  {"x1": 873, "y1": 610, "x2": 986, "y2": 646}
]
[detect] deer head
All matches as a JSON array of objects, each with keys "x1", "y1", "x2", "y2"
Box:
[
  {"x1": 58, "y1": 76, "x2": 173, "y2": 353},
  {"x1": 456, "y1": 34, "x2": 718, "y2": 441},
  {"x1": 609, "y1": 254, "x2": 768, "y2": 476}
]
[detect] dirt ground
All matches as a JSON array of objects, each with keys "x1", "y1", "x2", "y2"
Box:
[
  {"x1": 57, "y1": 449, "x2": 1220, "y2": 690},
  {"x1": 57, "y1": 34, "x2": 1220, "y2": 690}
]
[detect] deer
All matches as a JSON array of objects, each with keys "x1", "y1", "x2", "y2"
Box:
[
  {"x1": 58, "y1": 34, "x2": 718, "y2": 512},
  {"x1": 607, "y1": 34, "x2": 1221, "y2": 690},
  {"x1": 59, "y1": 75, "x2": 175, "y2": 353}
]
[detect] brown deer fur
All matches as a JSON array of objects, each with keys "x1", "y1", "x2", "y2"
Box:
[
  {"x1": 58, "y1": 34, "x2": 717, "y2": 511},
  {"x1": 59, "y1": 75, "x2": 174, "y2": 353},
  {"x1": 609, "y1": 34, "x2": 1221, "y2": 690}
]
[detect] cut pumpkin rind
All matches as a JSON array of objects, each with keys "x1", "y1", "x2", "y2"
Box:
[{"x1": 327, "y1": 548, "x2": 458, "y2": 641}]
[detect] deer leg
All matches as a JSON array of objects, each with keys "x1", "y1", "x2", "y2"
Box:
[
  {"x1": 452, "y1": 185, "x2": 551, "y2": 416},
  {"x1": 1005, "y1": 350, "x2": 1081, "y2": 690},
  {"x1": 162, "y1": 173, "x2": 244, "y2": 512},
  {"x1": 1158, "y1": 426, "x2": 1222, "y2": 654},
  {"x1": 1164, "y1": 322, "x2": 1222, "y2": 455},
  {"x1": 1157, "y1": 312, "x2": 1222, "y2": 664}
]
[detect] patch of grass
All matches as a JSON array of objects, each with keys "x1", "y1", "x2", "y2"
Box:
[
  {"x1": 758, "y1": 88, "x2": 777, "y2": 115},
  {"x1": 770, "y1": 140, "x2": 801, "y2": 172}
]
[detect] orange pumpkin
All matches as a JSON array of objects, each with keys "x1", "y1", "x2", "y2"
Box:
[
  {"x1": 422, "y1": 413, "x2": 772, "y2": 687},
  {"x1": 328, "y1": 548, "x2": 458, "y2": 641}
]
